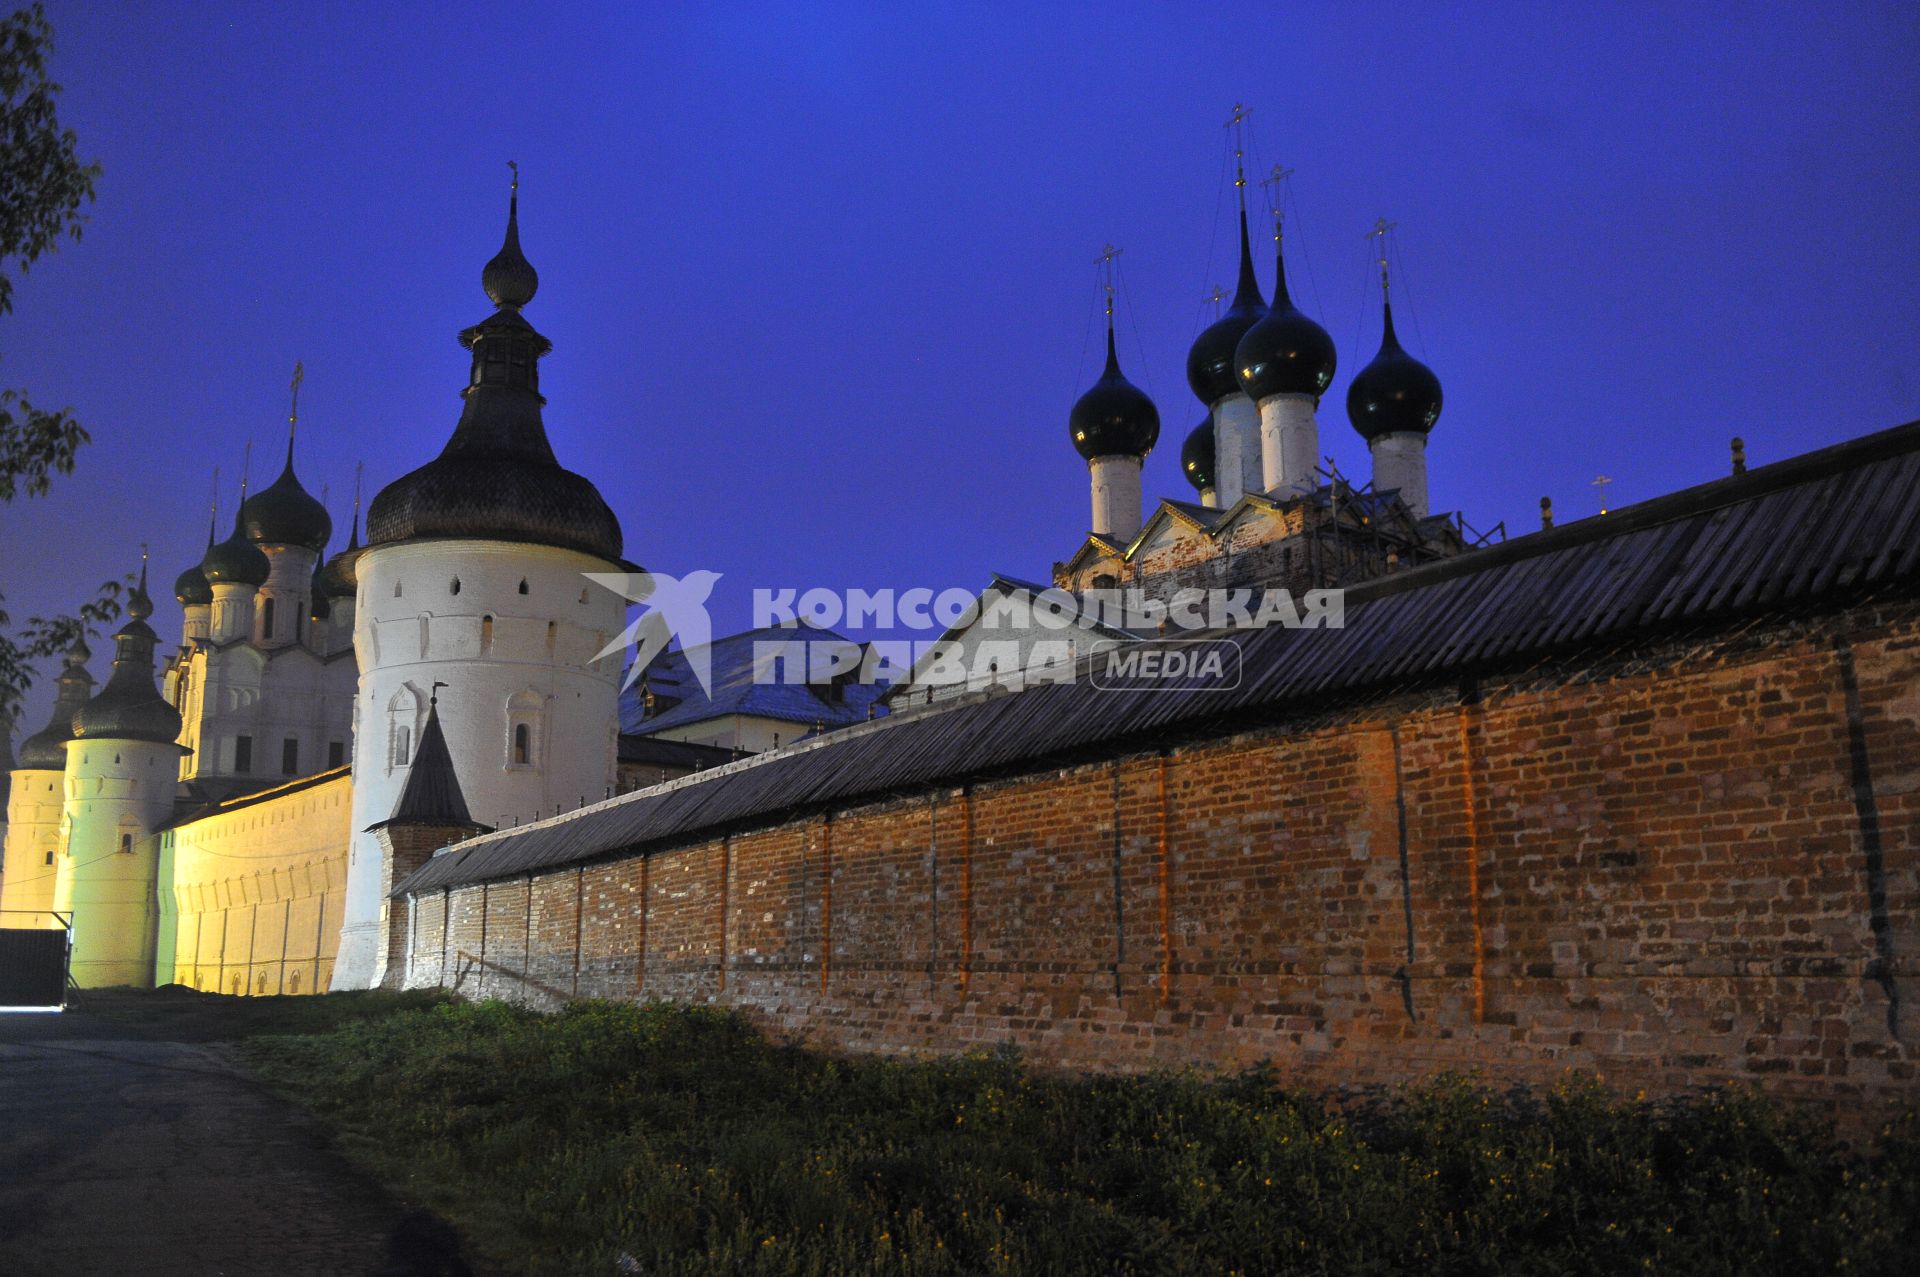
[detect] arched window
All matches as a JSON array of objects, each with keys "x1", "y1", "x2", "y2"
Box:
[
  {"x1": 387, "y1": 685, "x2": 424, "y2": 772},
  {"x1": 393, "y1": 581, "x2": 403, "y2": 598},
  {"x1": 518, "y1": 579, "x2": 529, "y2": 595},
  {"x1": 505, "y1": 690, "x2": 543, "y2": 770},
  {"x1": 261, "y1": 597, "x2": 276, "y2": 640},
  {"x1": 450, "y1": 577, "x2": 462, "y2": 596},
  {"x1": 481, "y1": 615, "x2": 494, "y2": 653}
]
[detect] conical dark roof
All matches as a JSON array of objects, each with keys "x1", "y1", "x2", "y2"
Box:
[
  {"x1": 17, "y1": 637, "x2": 95, "y2": 769},
  {"x1": 366, "y1": 184, "x2": 623, "y2": 564},
  {"x1": 372, "y1": 697, "x2": 484, "y2": 831},
  {"x1": 71, "y1": 565, "x2": 183, "y2": 746}
]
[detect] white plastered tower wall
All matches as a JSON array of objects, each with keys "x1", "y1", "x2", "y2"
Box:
[
  {"x1": 209, "y1": 581, "x2": 256, "y2": 644},
  {"x1": 1258, "y1": 394, "x2": 1320, "y2": 498},
  {"x1": 1211, "y1": 394, "x2": 1261, "y2": 507},
  {"x1": 53, "y1": 736, "x2": 180, "y2": 986},
  {"x1": 1, "y1": 767, "x2": 63, "y2": 926},
  {"x1": 332, "y1": 539, "x2": 625, "y2": 988},
  {"x1": 1088, "y1": 455, "x2": 1144, "y2": 543},
  {"x1": 256, "y1": 544, "x2": 320, "y2": 650},
  {"x1": 1371, "y1": 431, "x2": 1430, "y2": 518}
]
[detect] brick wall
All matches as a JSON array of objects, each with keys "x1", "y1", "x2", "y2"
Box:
[{"x1": 405, "y1": 604, "x2": 1920, "y2": 1120}]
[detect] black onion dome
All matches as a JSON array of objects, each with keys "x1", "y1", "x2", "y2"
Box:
[
  {"x1": 202, "y1": 508, "x2": 271, "y2": 586},
  {"x1": 16, "y1": 637, "x2": 94, "y2": 769},
  {"x1": 173, "y1": 561, "x2": 212, "y2": 606},
  {"x1": 1070, "y1": 327, "x2": 1160, "y2": 461},
  {"x1": 72, "y1": 565, "x2": 182, "y2": 746},
  {"x1": 175, "y1": 512, "x2": 217, "y2": 606},
  {"x1": 1235, "y1": 241, "x2": 1337, "y2": 400},
  {"x1": 1181, "y1": 418, "x2": 1216, "y2": 493},
  {"x1": 1346, "y1": 301, "x2": 1443, "y2": 441},
  {"x1": 242, "y1": 444, "x2": 332, "y2": 550},
  {"x1": 1185, "y1": 210, "x2": 1267, "y2": 406},
  {"x1": 367, "y1": 187, "x2": 624, "y2": 564},
  {"x1": 318, "y1": 506, "x2": 361, "y2": 598}
]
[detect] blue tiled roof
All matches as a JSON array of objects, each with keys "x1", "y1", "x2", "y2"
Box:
[{"x1": 621, "y1": 624, "x2": 890, "y2": 737}]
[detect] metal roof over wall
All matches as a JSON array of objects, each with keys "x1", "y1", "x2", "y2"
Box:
[{"x1": 396, "y1": 420, "x2": 1920, "y2": 898}]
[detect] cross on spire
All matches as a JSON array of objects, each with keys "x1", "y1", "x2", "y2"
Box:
[
  {"x1": 287, "y1": 359, "x2": 304, "y2": 449},
  {"x1": 1262, "y1": 163, "x2": 1293, "y2": 240},
  {"x1": 1204, "y1": 283, "x2": 1226, "y2": 318},
  {"x1": 1592, "y1": 473, "x2": 1612, "y2": 515},
  {"x1": 508, "y1": 159, "x2": 518, "y2": 195},
  {"x1": 1370, "y1": 217, "x2": 1398, "y2": 299},
  {"x1": 1225, "y1": 102, "x2": 1251, "y2": 209},
  {"x1": 1095, "y1": 243, "x2": 1122, "y2": 320}
]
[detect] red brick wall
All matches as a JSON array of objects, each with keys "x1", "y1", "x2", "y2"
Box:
[{"x1": 406, "y1": 604, "x2": 1920, "y2": 1120}]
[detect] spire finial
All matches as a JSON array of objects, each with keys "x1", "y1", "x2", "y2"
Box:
[
  {"x1": 207, "y1": 466, "x2": 220, "y2": 545},
  {"x1": 287, "y1": 359, "x2": 304, "y2": 457},
  {"x1": 1204, "y1": 284, "x2": 1226, "y2": 319},
  {"x1": 1731, "y1": 437, "x2": 1747, "y2": 475},
  {"x1": 1592, "y1": 474, "x2": 1612, "y2": 515},
  {"x1": 430, "y1": 679, "x2": 447, "y2": 707},
  {"x1": 1540, "y1": 496, "x2": 1553, "y2": 530},
  {"x1": 1371, "y1": 217, "x2": 1397, "y2": 302},
  {"x1": 240, "y1": 439, "x2": 253, "y2": 501},
  {"x1": 483, "y1": 162, "x2": 538, "y2": 308},
  {"x1": 1095, "y1": 243, "x2": 1122, "y2": 327},
  {"x1": 349, "y1": 460, "x2": 364, "y2": 547},
  {"x1": 1225, "y1": 102, "x2": 1251, "y2": 213},
  {"x1": 1262, "y1": 163, "x2": 1293, "y2": 244}
]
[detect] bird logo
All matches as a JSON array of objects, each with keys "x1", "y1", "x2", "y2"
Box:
[{"x1": 584, "y1": 569, "x2": 724, "y2": 697}]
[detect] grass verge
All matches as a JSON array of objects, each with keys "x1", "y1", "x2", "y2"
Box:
[{"x1": 231, "y1": 997, "x2": 1919, "y2": 1276}]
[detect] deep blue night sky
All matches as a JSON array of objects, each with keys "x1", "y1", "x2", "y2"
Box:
[{"x1": 3, "y1": 1, "x2": 1917, "y2": 731}]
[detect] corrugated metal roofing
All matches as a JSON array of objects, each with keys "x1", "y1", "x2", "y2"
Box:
[{"x1": 396, "y1": 420, "x2": 1920, "y2": 898}]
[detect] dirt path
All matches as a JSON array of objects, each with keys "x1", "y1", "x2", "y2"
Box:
[{"x1": 0, "y1": 1011, "x2": 401, "y2": 1276}]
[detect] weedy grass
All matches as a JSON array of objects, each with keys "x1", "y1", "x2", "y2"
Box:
[{"x1": 238, "y1": 998, "x2": 1917, "y2": 1276}]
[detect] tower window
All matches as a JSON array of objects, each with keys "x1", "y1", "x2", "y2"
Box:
[
  {"x1": 450, "y1": 577, "x2": 462, "y2": 596},
  {"x1": 513, "y1": 723, "x2": 530, "y2": 766},
  {"x1": 120, "y1": 834, "x2": 132, "y2": 855},
  {"x1": 579, "y1": 588, "x2": 590, "y2": 605},
  {"x1": 393, "y1": 726, "x2": 411, "y2": 767},
  {"x1": 518, "y1": 579, "x2": 529, "y2": 595},
  {"x1": 261, "y1": 597, "x2": 275, "y2": 639},
  {"x1": 328, "y1": 741, "x2": 344, "y2": 768},
  {"x1": 234, "y1": 735, "x2": 253, "y2": 773},
  {"x1": 44, "y1": 851, "x2": 53, "y2": 866},
  {"x1": 281, "y1": 738, "x2": 299, "y2": 776},
  {"x1": 394, "y1": 581, "x2": 403, "y2": 598},
  {"x1": 481, "y1": 615, "x2": 494, "y2": 652}
]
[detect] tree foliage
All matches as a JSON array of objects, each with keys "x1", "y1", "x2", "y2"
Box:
[
  {"x1": 1, "y1": 2, "x2": 108, "y2": 730},
  {"x1": 1, "y1": 2, "x2": 98, "y2": 500}
]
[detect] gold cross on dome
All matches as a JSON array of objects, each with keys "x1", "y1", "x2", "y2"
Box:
[{"x1": 1592, "y1": 473, "x2": 1613, "y2": 514}]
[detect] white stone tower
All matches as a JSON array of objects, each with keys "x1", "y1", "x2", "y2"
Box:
[
  {"x1": 55, "y1": 564, "x2": 185, "y2": 987},
  {"x1": 332, "y1": 175, "x2": 629, "y2": 990},
  {"x1": 0, "y1": 638, "x2": 94, "y2": 926}
]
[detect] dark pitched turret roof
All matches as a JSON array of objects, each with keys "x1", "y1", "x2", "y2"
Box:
[
  {"x1": 370, "y1": 698, "x2": 484, "y2": 831},
  {"x1": 365, "y1": 185, "x2": 624, "y2": 565}
]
